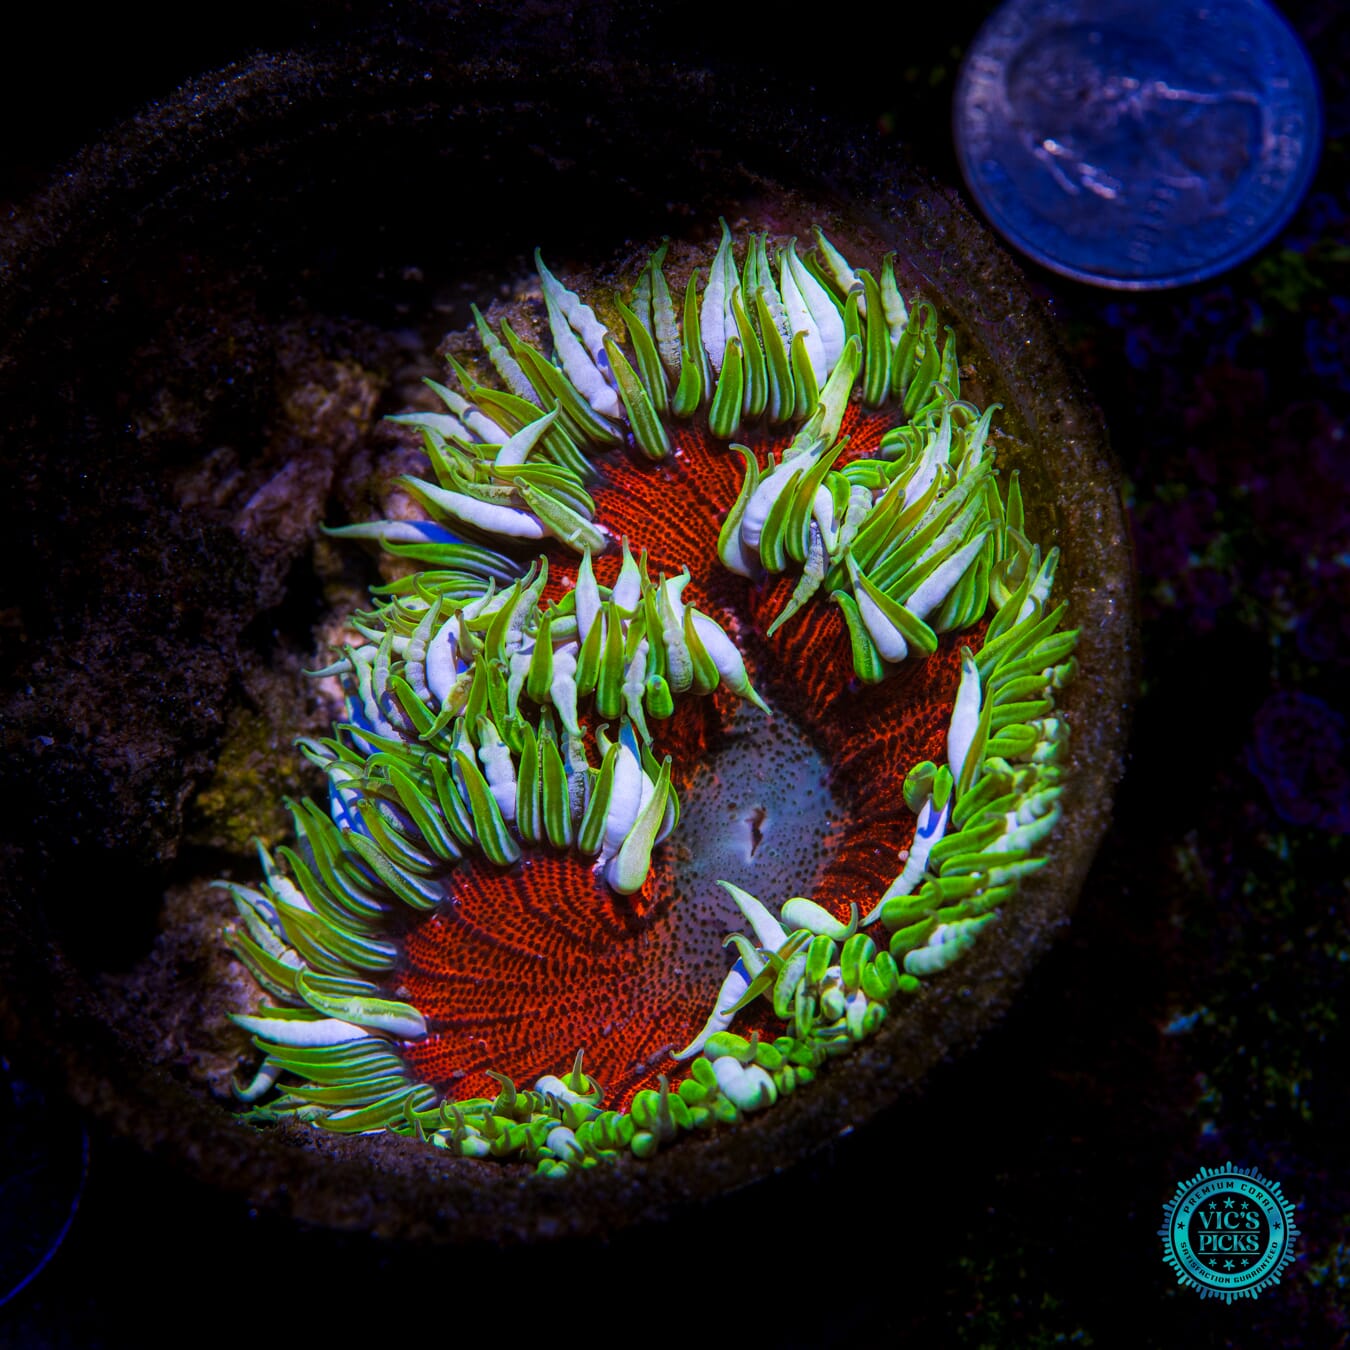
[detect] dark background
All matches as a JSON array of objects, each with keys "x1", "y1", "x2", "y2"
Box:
[{"x1": 1, "y1": 2, "x2": 1345, "y2": 1345}]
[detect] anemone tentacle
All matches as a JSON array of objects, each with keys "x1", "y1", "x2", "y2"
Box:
[{"x1": 220, "y1": 224, "x2": 1079, "y2": 1174}]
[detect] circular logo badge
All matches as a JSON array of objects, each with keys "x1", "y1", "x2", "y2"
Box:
[{"x1": 1161, "y1": 1164, "x2": 1298, "y2": 1301}]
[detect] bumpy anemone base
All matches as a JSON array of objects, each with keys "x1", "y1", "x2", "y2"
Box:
[{"x1": 219, "y1": 222, "x2": 1079, "y2": 1175}]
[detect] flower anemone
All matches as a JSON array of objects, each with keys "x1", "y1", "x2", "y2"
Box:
[{"x1": 219, "y1": 221, "x2": 1078, "y2": 1174}]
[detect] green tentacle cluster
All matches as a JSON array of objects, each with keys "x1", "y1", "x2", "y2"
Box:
[
  {"x1": 699, "y1": 568, "x2": 1077, "y2": 1058},
  {"x1": 219, "y1": 223, "x2": 1081, "y2": 1175},
  {"x1": 239, "y1": 1036, "x2": 838, "y2": 1175},
  {"x1": 607, "y1": 223, "x2": 933, "y2": 449}
]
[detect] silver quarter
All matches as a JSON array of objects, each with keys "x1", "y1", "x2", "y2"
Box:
[{"x1": 953, "y1": 0, "x2": 1322, "y2": 289}]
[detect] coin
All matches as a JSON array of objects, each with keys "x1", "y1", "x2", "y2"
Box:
[{"x1": 953, "y1": 0, "x2": 1322, "y2": 289}]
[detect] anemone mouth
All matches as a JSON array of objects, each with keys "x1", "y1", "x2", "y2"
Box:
[
  {"x1": 395, "y1": 692, "x2": 845, "y2": 1112},
  {"x1": 388, "y1": 465, "x2": 972, "y2": 1114},
  {"x1": 0, "y1": 29, "x2": 1134, "y2": 1240}
]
